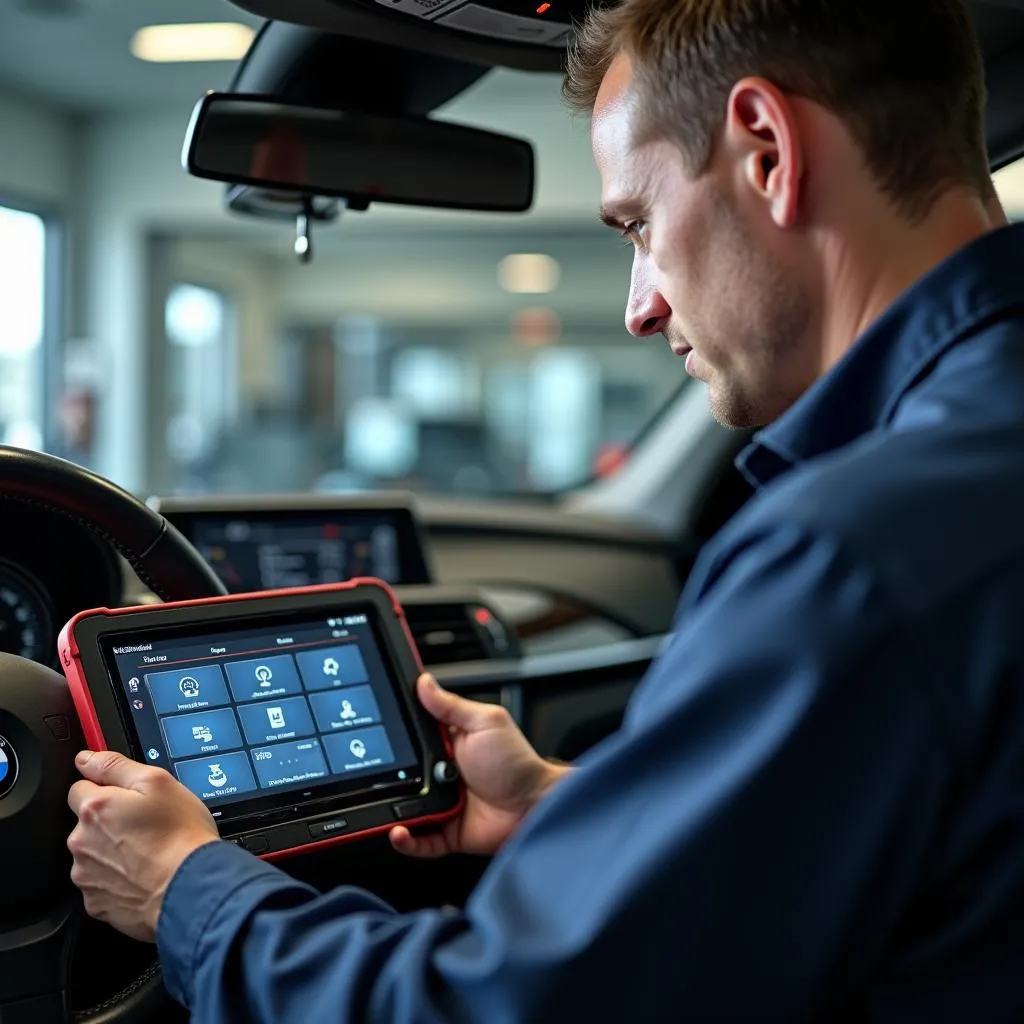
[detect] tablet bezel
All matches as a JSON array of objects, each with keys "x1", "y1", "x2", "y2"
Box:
[{"x1": 60, "y1": 580, "x2": 462, "y2": 850}]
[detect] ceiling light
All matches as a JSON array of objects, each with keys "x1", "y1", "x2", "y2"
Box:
[
  {"x1": 131, "y1": 23, "x2": 256, "y2": 63},
  {"x1": 994, "y1": 159, "x2": 1024, "y2": 215},
  {"x1": 498, "y1": 253, "x2": 560, "y2": 294}
]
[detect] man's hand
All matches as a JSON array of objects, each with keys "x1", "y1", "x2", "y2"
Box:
[
  {"x1": 390, "y1": 674, "x2": 570, "y2": 859},
  {"x1": 67, "y1": 751, "x2": 220, "y2": 942}
]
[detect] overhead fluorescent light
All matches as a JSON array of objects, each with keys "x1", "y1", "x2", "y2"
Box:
[
  {"x1": 994, "y1": 159, "x2": 1024, "y2": 215},
  {"x1": 498, "y1": 253, "x2": 560, "y2": 294},
  {"x1": 131, "y1": 22, "x2": 255, "y2": 63}
]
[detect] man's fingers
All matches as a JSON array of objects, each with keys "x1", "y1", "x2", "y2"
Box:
[
  {"x1": 389, "y1": 824, "x2": 452, "y2": 860},
  {"x1": 68, "y1": 778, "x2": 102, "y2": 817},
  {"x1": 416, "y1": 674, "x2": 502, "y2": 733},
  {"x1": 74, "y1": 750, "x2": 155, "y2": 792}
]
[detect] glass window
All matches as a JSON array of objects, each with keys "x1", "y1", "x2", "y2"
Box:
[
  {"x1": 133, "y1": 149, "x2": 1020, "y2": 500},
  {"x1": 162, "y1": 283, "x2": 237, "y2": 494},
  {"x1": 146, "y1": 228, "x2": 682, "y2": 499},
  {"x1": 0, "y1": 205, "x2": 46, "y2": 451},
  {"x1": 995, "y1": 157, "x2": 1024, "y2": 217}
]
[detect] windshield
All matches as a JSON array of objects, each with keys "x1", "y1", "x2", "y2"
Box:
[
  {"x1": 0, "y1": 8, "x2": 683, "y2": 501},
  {"x1": 3, "y1": 6, "x2": 1017, "y2": 503}
]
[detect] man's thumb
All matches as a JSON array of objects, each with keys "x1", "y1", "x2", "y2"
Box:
[
  {"x1": 75, "y1": 750, "x2": 150, "y2": 790},
  {"x1": 417, "y1": 674, "x2": 491, "y2": 732}
]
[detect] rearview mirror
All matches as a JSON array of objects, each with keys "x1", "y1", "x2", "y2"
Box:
[{"x1": 182, "y1": 92, "x2": 535, "y2": 214}]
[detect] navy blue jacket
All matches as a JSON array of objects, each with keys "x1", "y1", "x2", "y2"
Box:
[{"x1": 158, "y1": 224, "x2": 1024, "y2": 1022}]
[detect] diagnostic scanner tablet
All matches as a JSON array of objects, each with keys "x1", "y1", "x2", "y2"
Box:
[{"x1": 58, "y1": 579, "x2": 462, "y2": 860}]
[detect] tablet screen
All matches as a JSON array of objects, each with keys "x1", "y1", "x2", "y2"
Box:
[{"x1": 100, "y1": 606, "x2": 421, "y2": 827}]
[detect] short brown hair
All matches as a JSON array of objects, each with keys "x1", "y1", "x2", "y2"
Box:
[{"x1": 564, "y1": 0, "x2": 993, "y2": 218}]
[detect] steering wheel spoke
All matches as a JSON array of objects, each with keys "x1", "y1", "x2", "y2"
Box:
[{"x1": 0, "y1": 904, "x2": 77, "y2": 1021}]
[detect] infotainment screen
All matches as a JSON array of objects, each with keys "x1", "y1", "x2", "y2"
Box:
[
  {"x1": 100, "y1": 606, "x2": 421, "y2": 828},
  {"x1": 166, "y1": 509, "x2": 432, "y2": 593}
]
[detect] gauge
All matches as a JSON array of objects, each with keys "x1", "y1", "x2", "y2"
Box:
[{"x1": 0, "y1": 563, "x2": 53, "y2": 664}]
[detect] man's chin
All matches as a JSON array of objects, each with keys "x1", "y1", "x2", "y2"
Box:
[
  {"x1": 709, "y1": 408, "x2": 757, "y2": 430},
  {"x1": 706, "y1": 383, "x2": 764, "y2": 431}
]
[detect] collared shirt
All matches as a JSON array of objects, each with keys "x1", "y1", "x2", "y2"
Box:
[{"x1": 158, "y1": 223, "x2": 1024, "y2": 1023}]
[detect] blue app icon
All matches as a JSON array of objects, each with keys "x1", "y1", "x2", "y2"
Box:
[
  {"x1": 146, "y1": 665, "x2": 231, "y2": 716},
  {"x1": 223, "y1": 654, "x2": 304, "y2": 703},
  {"x1": 161, "y1": 707, "x2": 243, "y2": 760},
  {"x1": 308, "y1": 685, "x2": 381, "y2": 732},
  {"x1": 249, "y1": 738, "x2": 328, "y2": 790},
  {"x1": 173, "y1": 750, "x2": 257, "y2": 803},
  {"x1": 296, "y1": 644, "x2": 369, "y2": 692},
  {"x1": 321, "y1": 726, "x2": 395, "y2": 774},
  {"x1": 236, "y1": 696, "x2": 315, "y2": 746}
]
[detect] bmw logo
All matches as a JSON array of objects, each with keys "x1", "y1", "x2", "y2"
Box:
[{"x1": 0, "y1": 735, "x2": 18, "y2": 798}]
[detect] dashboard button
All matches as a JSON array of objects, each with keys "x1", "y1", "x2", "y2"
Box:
[
  {"x1": 239, "y1": 834, "x2": 269, "y2": 854},
  {"x1": 43, "y1": 715, "x2": 70, "y2": 741},
  {"x1": 433, "y1": 760, "x2": 458, "y2": 784},
  {"x1": 392, "y1": 798, "x2": 428, "y2": 821},
  {"x1": 308, "y1": 817, "x2": 348, "y2": 839}
]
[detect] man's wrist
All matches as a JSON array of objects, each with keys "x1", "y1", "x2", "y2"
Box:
[{"x1": 538, "y1": 758, "x2": 572, "y2": 799}]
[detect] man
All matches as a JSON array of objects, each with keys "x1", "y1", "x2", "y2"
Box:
[{"x1": 68, "y1": 0, "x2": 1024, "y2": 1019}]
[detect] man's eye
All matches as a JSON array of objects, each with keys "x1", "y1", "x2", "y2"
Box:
[{"x1": 621, "y1": 221, "x2": 647, "y2": 247}]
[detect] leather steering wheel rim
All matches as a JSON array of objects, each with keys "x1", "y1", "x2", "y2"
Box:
[
  {"x1": 72, "y1": 961, "x2": 165, "y2": 1024},
  {"x1": 0, "y1": 446, "x2": 228, "y2": 1024},
  {"x1": 0, "y1": 447, "x2": 226, "y2": 602}
]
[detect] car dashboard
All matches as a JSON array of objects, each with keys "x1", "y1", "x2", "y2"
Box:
[
  {"x1": 0, "y1": 490, "x2": 677, "y2": 765},
  {"x1": 139, "y1": 492, "x2": 676, "y2": 764},
  {"x1": 110, "y1": 491, "x2": 671, "y2": 765}
]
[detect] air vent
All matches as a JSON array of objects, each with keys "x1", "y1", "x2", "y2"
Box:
[{"x1": 403, "y1": 603, "x2": 490, "y2": 666}]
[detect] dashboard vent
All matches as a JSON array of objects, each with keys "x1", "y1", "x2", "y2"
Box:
[{"x1": 403, "y1": 603, "x2": 490, "y2": 666}]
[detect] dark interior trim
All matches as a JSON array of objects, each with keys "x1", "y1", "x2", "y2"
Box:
[{"x1": 434, "y1": 634, "x2": 666, "y2": 690}]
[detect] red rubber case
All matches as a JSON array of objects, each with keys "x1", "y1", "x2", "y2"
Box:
[{"x1": 58, "y1": 579, "x2": 463, "y2": 861}]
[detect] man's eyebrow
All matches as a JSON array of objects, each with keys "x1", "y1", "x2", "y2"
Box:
[{"x1": 598, "y1": 207, "x2": 625, "y2": 229}]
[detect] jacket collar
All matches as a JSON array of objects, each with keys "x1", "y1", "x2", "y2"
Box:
[{"x1": 738, "y1": 223, "x2": 1024, "y2": 488}]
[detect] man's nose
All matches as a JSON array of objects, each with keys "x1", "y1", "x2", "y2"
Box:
[{"x1": 626, "y1": 286, "x2": 671, "y2": 337}]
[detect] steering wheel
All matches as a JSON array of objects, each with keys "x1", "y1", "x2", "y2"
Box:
[{"x1": 0, "y1": 447, "x2": 227, "y2": 1024}]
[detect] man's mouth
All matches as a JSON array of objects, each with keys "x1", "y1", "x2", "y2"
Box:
[{"x1": 669, "y1": 341, "x2": 691, "y2": 357}]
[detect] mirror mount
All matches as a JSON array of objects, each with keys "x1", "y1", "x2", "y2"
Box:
[
  {"x1": 225, "y1": 184, "x2": 345, "y2": 222},
  {"x1": 295, "y1": 201, "x2": 313, "y2": 264},
  {"x1": 294, "y1": 196, "x2": 334, "y2": 264}
]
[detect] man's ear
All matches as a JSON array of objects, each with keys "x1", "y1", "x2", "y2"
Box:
[{"x1": 725, "y1": 77, "x2": 804, "y2": 229}]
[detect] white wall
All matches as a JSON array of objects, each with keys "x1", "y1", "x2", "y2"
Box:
[
  {"x1": 166, "y1": 237, "x2": 282, "y2": 404},
  {"x1": 0, "y1": 88, "x2": 74, "y2": 207},
  {"x1": 77, "y1": 109, "x2": 229, "y2": 490}
]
